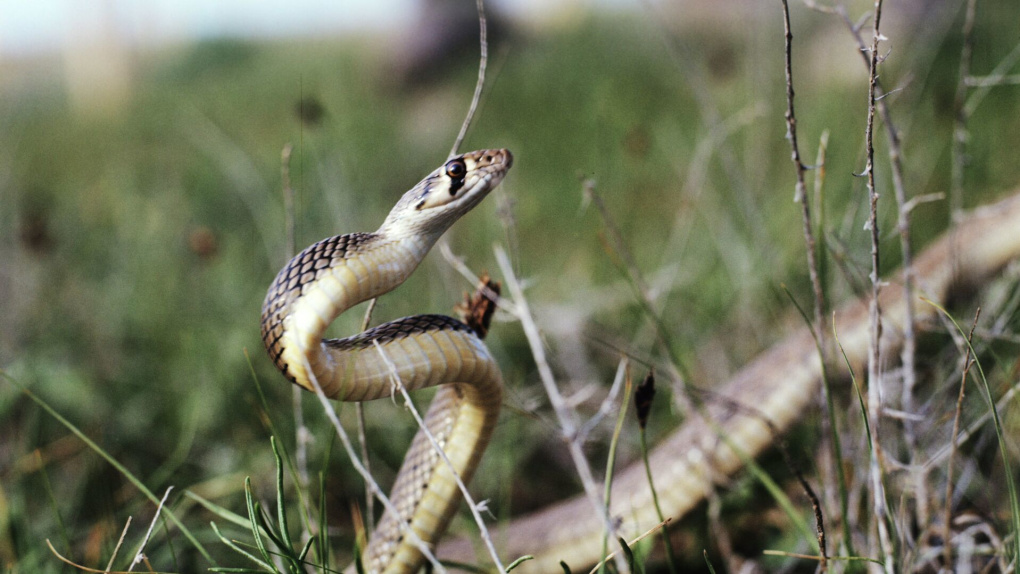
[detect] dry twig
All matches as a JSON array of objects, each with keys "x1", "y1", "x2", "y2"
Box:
[
  {"x1": 128, "y1": 487, "x2": 173, "y2": 572},
  {"x1": 778, "y1": 6, "x2": 835, "y2": 565},
  {"x1": 281, "y1": 143, "x2": 312, "y2": 497},
  {"x1": 951, "y1": 0, "x2": 979, "y2": 219},
  {"x1": 943, "y1": 308, "x2": 981, "y2": 569},
  {"x1": 104, "y1": 517, "x2": 133, "y2": 574},
  {"x1": 358, "y1": 297, "x2": 379, "y2": 535},
  {"x1": 495, "y1": 245, "x2": 631, "y2": 574},
  {"x1": 449, "y1": 0, "x2": 489, "y2": 158},
  {"x1": 861, "y1": 0, "x2": 896, "y2": 569}
]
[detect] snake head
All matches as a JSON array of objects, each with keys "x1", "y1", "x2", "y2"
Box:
[{"x1": 383, "y1": 148, "x2": 513, "y2": 237}]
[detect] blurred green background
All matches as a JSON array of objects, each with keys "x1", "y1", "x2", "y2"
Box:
[{"x1": 2, "y1": 0, "x2": 1019, "y2": 572}]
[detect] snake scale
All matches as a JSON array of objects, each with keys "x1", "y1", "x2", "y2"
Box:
[
  {"x1": 261, "y1": 149, "x2": 512, "y2": 574},
  {"x1": 262, "y1": 148, "x2": 1020, "y2": 573}
]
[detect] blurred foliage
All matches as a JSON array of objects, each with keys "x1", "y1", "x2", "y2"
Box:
[{"x1": 1, "y1": 3, "x2": 1019, "y2": 572}]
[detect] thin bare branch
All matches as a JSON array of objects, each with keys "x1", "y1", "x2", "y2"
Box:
[
  {"x1": 104, "y1": 517, "x2": 133, "y2": 573},
  {"x1": 128, "y1": 487, "x2": 173, "y2": 572},
  {"x1": 495, "y1": 245, "x2": 630, "y2": 574},
  {"x1": 439, "y1": 241, "x2": 520, "y2": 317},
  {"x1": 47, "y1": 539, "x2": 175, "y2": 574},
  {"x1": 781, "y1": 0, "x2": 827, "y2": 342},
  {"x1": 585, "y1": 518, "x2": 671, "y2": 574},
  {"x1": 450, "y1": 0, "x2": 489, "y2": 158},
  {"x1": 951, "y1": 0, "x2": 979, "y2": 219},
  {"x1": 944, "y1": 308, "x2": 981, "y2": 569},
  {"x1": 779, "y1": 7, "x2": 831, "y2": 566},
  {"x1": 358, "y1": 297, "x2": 379, "y2": 535},
  {"x1": 862, "y1": 0, "x2": 895, "y2": 569},
  {"x1": 281, "y1": 143, "x2": 312, "y2": 497},
  {"x1": 823, "y1": 7, "x2": 922, "y2": 483}
]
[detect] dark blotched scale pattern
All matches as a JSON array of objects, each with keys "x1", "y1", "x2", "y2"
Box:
[
  {"x1": 324, "y1": 315, "x2": 473, "y2": 352},
  {"x1": 260, "y1": 232, "x2": 377, "y2": 375}
]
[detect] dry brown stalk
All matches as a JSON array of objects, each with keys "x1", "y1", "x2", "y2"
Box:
[{"x1": 943, "y1": 308, "x2": 981, "y2": 569}]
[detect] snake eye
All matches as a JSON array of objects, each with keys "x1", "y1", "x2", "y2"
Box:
[{"x1": 445, "y1": 159, "x2": 467, "y2": 180}]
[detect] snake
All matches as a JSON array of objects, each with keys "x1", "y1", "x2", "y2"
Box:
[
  {"x1": 260, "y1": 148, "x2": 512, "y2": 574},
  {"x1": 261, "y1": 146, "x2": 1020, "y2": 574}
]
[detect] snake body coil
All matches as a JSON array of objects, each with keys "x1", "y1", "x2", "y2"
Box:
[{"x1": 260, "y1": 149, "x2": 512, "y2": 574}]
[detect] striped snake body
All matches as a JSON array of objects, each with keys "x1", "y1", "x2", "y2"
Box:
[{"x1": 260, "y1": 149, "x2": 512, "y2": 574}]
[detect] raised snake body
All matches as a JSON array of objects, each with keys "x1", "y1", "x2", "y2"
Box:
[
  {"x1": 261, "y1": 147, "x2": 1020, "y2": 574},
  {"x1": 261, "y1": 149, "x2": 512, "y2": 574}
]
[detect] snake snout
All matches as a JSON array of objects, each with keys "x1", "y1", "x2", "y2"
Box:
[{"x1": 477, "y1": 148, "x2": 512, "y2": 169}]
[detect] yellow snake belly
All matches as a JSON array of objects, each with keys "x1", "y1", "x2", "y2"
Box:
[{"x1": 260, "y1": 149, "x2": 512, "y2": 574}]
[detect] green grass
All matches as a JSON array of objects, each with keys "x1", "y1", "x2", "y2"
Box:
[{"x1": 2, "y1": 3, "x2": 1020, "y2": 572}]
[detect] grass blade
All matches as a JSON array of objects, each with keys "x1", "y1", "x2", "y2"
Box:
[
  {"x1": 211, "y1": 521, "x2": 275, "y2": 572},
  {"x1": 925, "y1": 299, "x2": 1020, "y2": 565},
  {"x1": 244, "y1": 478, "x2": 275, "y2": 567},
  {"x1": 271, "y1": 437, "x2": 293, "y2": 553},
  {"x1": 505, "y1": 555, "x2": 534, "y2": 573},
  {"x1": 1, "y1": 373, "x2": 216, "y2": 565}
]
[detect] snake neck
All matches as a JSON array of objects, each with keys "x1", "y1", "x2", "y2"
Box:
[{"x1": 260, "y1": 230, "x2": 434, "y2": 395}]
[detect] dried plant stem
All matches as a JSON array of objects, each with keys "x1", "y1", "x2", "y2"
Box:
[
  {"x1": 439, "y1": 242, "x2": 519, "y2": 316},
  {"x1": 578, "y1": 359, "x2": 628, "y2": 443},
  {"x1": 128, "y1": 487, "x2": 173, "y2": 571},
  {"x1": 281, "y1": 143, "x2": 312, "y2": 496},
  {"x1": 105, "y1": 517, "x2": 132, "y2": 573},
  {"x1": 599, "y1": 361, "x2": 631, "y2": 574},
  {"x1": 281, "y1": 143, "x2": 296, "y2": 259},
  {"x1": 450, "y1": 0, "x2": 488, "y2": 158},
  {"x1": 779, "y1": 6, "x2": 837, "y2": 565},
  {"x1": 495, "y1": 245, "x2": 630, "y2": 574},
  {"x1": 358, "y1": 298, "x2": 379, "y2": 535},
  {"x1": 951, "y1": 0, "x2": 979, "y2": 220},
  {"x1": 862, "y1": 1, "x2": 895, "y2": 569},
  {"x1": 371, "y1": 341, "x2": 505, "y2": 574},
  {"x1": 781, "y1": 0, "x2": 826, "y2": 345},
  {"x1": 585, "y1": 519, "x2": 671, "y2": 574},
  {"x1": 824, "y1": 3, "x2": 926, "y2": 524},
  {"x1": 923, "y1": 380, "x2": 1020, "y2": 471},
  {"x1": 943, "y1": 308, "x2": 980, "y2": 569}
]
